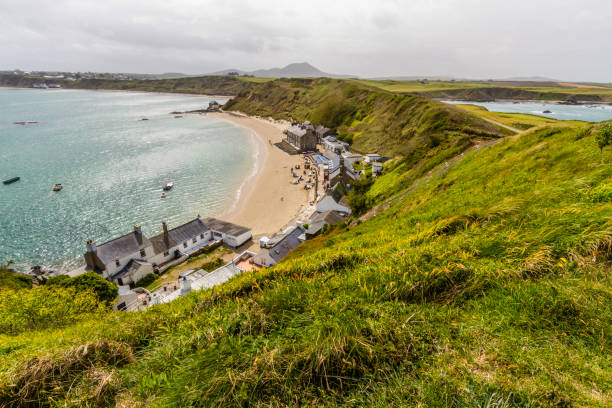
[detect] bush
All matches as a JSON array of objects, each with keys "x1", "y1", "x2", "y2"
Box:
[
  {"x1": 0, "y1": 286, "x2": 105, "y2": 335},
  {"x1": 595, "y1": 123, "x2": 612, "y2": 152},
  {"x1": 134, "y1": 273, "x2": 158, "y2": 288},
  {"x1": 0, "y1": 262, "x2": 32, "y2": 290},
  {"x1": 47, "y1": 272, "x2": 118, "y2": 303},
  {"x1": 200, "y1": 257, "x2": 225, "y2": 272}
]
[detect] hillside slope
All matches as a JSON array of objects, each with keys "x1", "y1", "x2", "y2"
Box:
[
  {"x1": 224, "y1": 78, "x2": 512, "y2": 157},
  {"x1": 1, "y1": 123, "x2": 610, "y2": 407},
  {"x1": 0, "y1": 75, "x2": 256, "y2": 95}
]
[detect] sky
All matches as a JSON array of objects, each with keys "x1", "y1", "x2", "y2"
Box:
[{"x1": 1, "y1": 0, "x2": 611, "y2": 82}]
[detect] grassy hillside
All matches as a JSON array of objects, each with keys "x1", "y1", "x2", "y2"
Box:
[
  {"x1": 1, "y1": 122, "x2": 610, "y2": 407},
  {"x1": 358, "y1": 80, "x2": 612, "y2": 102},
  {"x1": 0, "y1": 75, "x2": 256, "y2": 95},
  {"x1": 451, "y1": 104, "x2": 587, "y2": 131},
  {"x1": 224, "y1": 78, "x2": 512, "y2": 157}
]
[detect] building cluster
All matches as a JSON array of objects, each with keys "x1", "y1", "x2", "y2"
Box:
[{"x1": 82, "y1": 217, "x2": 251, "y2": 287}]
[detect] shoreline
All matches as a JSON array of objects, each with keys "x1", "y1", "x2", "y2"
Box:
[
  {"x1": 208, "y1": 111, "x2": 313, "y2": 239},
  {"x1": 0, "y1": 85, "x2": 234, "y2": 99},
  {"x1": 6, "y1": 109, "x2": 311, "y2": 275}
]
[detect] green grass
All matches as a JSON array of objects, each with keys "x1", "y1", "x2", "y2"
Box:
[
  {"x1": 0, "y1": 124, "x2": 610, "y2": 407},
  {"x1": 223, "y1": 77, "x2": 512, "y2": 158},
  {"x1": 358, "y1": 79, "x2": 612, "y2": 102},
  {"x1": 451, "y1": 103, "x2": 587, "y2": 131}
]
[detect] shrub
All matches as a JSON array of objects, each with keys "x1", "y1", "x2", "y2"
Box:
[
  {"x1": 595, "y1": 123, "x2": 612, "y2": 152},
  {"x1": 0, "y1": 262, "x2": 32, "y2": 290},
  {"x1": 134, "y1": 273, "x2": 158, "y2": 288},
  {"x1": 47, "y1": 272, "x2": 118, "y2": 303},
  {"x1": 0, "y1": 286, "x2": 105, "y2": 335}
]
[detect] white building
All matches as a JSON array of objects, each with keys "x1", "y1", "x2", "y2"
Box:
[
  {"x1": 372, "y1": 162, "x2": 383, "y2": 176},
  {"x1": 364, "y1": 153, "x2": 383, "y2": 164},
  {"x1": 200, "y1": 217, "x2": 252, "y2": 247},
  {"x1": 322, "y1": 136, "x2": 349, "y2": 155},
  {"x1": 83, "y1": 218, "x2": 251, "y2": 287}
]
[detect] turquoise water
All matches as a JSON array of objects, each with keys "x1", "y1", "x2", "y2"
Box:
[
  {"x1": 0, "y1": 88, "x2": 254, "y2": 271},
  {"x1": 445, "y1": 100, "x2": 612, "y2": 122}
]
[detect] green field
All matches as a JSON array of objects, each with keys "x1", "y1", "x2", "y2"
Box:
[
  {"x1": 451, "y1": 104, "x2": 587, "y2": 131},
  {"x1": 357, "y1": 79, "x2": 612, "y2": 102}
]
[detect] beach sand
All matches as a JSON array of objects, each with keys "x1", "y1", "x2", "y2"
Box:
[{"x1": 208, "y1": 112, "x2": 315, "y2": 239}]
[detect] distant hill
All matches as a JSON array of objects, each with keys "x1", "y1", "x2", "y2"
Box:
[
  {"x1": 210, "y1": 62, "x2": 355, "y2": 79},
  {"x1": 495, "y1": 75, "x2": 560, "y2": 82}
]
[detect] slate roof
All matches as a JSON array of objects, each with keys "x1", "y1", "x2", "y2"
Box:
[
  {"x1": 267, "y1": 225, "x2": 305, "y2": 263},
  {"x1": 149, "y1": 219, "x2": 209, "y2": 254},
  {"x1": 256, "y1": 226, "x2": 305, "y2": 266},
  {"x1": 169, "y1": 218, "x2": 209, "y2": 244},
  {"x1": 201, "y1": 217, "x2": 251, "y2": 236},
  {"x1": 309, "y1": 210, "x2": 346, "y2": 224},
  {"x1": 286, "y1": 125, "x2": 308, "y2": 137},
  {"x1": 96, "y1": 231, "x2": 151, "y2": 265},
  {"x1": 111, "y1": 259, "x2": 151, "y2": 281},
  {"x1": 315, "y1": 196, "x2": 352, "y2": 216},
  {"x1": 149, "y1": 233, "x2": 177, "y2": 255}
]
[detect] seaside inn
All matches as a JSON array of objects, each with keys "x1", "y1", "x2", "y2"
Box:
[{"x1": 81, "y1": 217, "x2": 252, "y2": 287}]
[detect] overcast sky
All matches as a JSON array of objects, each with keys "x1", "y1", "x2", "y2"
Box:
[{"x1": 1, "y1": 0, "x2": 611, "y2": 81}]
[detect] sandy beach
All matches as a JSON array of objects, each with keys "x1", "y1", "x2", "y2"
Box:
[{"x1": 208, "y1": 112, "x2": 315, "y2": 239}]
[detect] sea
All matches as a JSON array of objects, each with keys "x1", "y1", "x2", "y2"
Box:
[
  {"x1": 445, "y1": 100, "x2": 612, "y2": 122},
  {"x1": 0, "y1": 88, "x2": 256, "y2": 272}
]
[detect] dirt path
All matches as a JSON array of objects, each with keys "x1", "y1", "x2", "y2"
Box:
[{"x1": 480, "y1": 117, "x2": 523, "y2": 134}]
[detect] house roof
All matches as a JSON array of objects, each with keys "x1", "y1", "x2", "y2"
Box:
[
  {"x1": 96, "y1": 231, "x2": 151, "y2": 265},
  {"x1": 286, "y1": 125, "x2": 308, "y2": 138},
  {"x1": 316, "y1": 196, "x2": 352, "y2": 215},
  {"x1": 261, "y1": 225, "x2": 305, "y2": 264},
  {"x1": 111, "y1": 259, "x2": 152, "y2": 281},
  {"x1": 201, "y1": 217, "x2": 251, "y2": 236},
  {"x1": 149, "y1": 233, "x2": 177, "y2": 255},
  {"x1": 309, "y1": 210, "x2": 346, "y2": 225},
  {"x1": 169, "y1": 218, "x2": 210, "y2": 244},
  {"x1": 150, "y1": 218, "x2": 211, "y2": 254}
]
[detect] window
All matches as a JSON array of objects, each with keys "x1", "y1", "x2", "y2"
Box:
[
  {"x1": 115, "y1": 259, "x2": 120, "y2": 267},
  {"x1": 163, "y1": 251, "x2": 169, "y2": 257},
  {"x1": 183, "y1": 242, "x2": 187, "y2": 248},
  {"x1": 192, "y1": 237, "x2": 197, "y2": 243},
  {"x1": 140, "y1": 249, "x2": 146, "y2": 257}
]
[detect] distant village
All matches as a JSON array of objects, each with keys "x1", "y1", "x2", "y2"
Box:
[{"x1": 38, "y1": 103, "x2": 387, "y2": 312}]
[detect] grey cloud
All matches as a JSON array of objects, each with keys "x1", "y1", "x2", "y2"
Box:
[{"x1": 0, "y1": 0, "x2": 610, "y2": 81}]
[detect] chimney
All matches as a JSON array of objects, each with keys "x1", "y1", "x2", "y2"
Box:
[
  {"x1": 162, "y1": 221, "x2": 169, "y2": 243},
  {"x1": 134, "y1": 224, "x2": 142, "y2": 244},
  {"x1": 86, "y1": 240, "x2": 97, "y2": 254}
]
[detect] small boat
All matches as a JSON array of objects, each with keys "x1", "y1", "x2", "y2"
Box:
[
  {"x1": 163, "y1": 182, "x2": 174, "y2": 191},
  {"x1": 161, "y1": 192, "x2": 167, "y2": 198},
  {"x1": 3, "y1": 177, "x2": 20, "y2": 185},
  {"x1": 52, "y1": 184, "x2": 62, "y2": 191}
]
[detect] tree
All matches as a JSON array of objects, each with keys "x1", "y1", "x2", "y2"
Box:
[
  {"x1": 595, "y1": 123, "x2": 612, "y2": 153},
  {"x1": 47, "y1": 272, "x2": 118, "y2": 303}
]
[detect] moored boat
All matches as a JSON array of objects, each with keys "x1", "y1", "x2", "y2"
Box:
[
  {"x1": 52, "y1": 184, "x2": 62, "y2": 191},
  {"x1": 161, "y1": 192, "x2": 167, "y2": 198},
  {"x1": 163, "y1": 182, "x2": 174, "y2": 191},
  {"x1": 3, "y1": 177, "x2": 20, "y2": 185}
]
